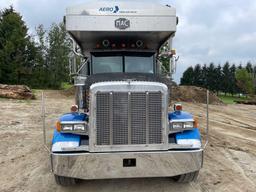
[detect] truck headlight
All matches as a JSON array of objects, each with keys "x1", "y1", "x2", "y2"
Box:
[
  {"x1": 172, "y1": 122, "x2": 183, "y2": 129},
  {"x1": 183, "y1": 122, "x2": 194, "y2": 129},
  {"x1": 169, "y1": 121, "x2": 195, "y2": 132},
  {"x1": 74, "y1": 124, "x2": 86, "y2": 131},
  {"x1": 62, "y1": 124, "x2": 73, "y2": 131},
  {"x1": 59, "y1": 121, "x2": 88, "y2": 135}
]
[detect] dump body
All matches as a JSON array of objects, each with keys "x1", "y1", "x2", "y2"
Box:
[
  {"x1": 51, "y1": 0, "x2": 204, "y2": 184},
  {"x1": 65, "y1": 0, "x2": 177, "y2": 51}
]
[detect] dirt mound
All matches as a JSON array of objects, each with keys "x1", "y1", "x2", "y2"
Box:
[
  {"x1": 172, "y1": 86, "x2": 223, "y2": 105},
  {"x1": 0, "y1": 84, "x2": 35, "y2": 100}
]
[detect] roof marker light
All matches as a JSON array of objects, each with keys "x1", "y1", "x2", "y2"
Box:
[
  {"x1": 174, "y1": 103, "x2": 182, "y2": 111},
  {"x1": 102, "y1": 40, "x2": 110, "y2": 47},
  {"x1": 136, "y1": 40, "x2": 144, "y2": 48}
]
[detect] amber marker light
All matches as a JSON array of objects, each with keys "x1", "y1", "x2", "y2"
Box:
[
  {"x1": 96, "y1": 43, "x2": 100, "y2": 48},
  {"x1": 194, "y1": 118, "x2": 199, "y2": 128},
  {"x1": 56, "y1": 121, "x2": 61, "y2": 132}
]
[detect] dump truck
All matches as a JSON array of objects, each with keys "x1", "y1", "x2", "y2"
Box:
[{"x1": 47, "y1": 0, "x2": 208, "y2": 186}]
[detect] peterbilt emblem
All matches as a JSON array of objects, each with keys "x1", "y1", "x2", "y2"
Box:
[{"x1": 115, "y1": 18, "x2": 130, "y2": 30}]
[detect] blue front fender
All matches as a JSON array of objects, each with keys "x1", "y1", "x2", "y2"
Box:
[
  {"x1": 52, "y1": 112, "x2": 87, "y2": 152},
  {"x1": 169, "y1": 111, "x2": 202, "y2": 148}
]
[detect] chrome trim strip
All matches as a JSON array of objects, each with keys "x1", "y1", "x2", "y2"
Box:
[
  {"x1": 146, "y1": 92, "x2": 149, "y2": 144},
  {"x1": 168, "y1": 143, "x2": 193, "y2": 149},
  {"x1": 61, "y1": 144, "x2": 195, "y2": 152},
  {"x1": 60, "y1": 121, "x2": 87, "y2": 124},
  {"x1": 61, "y1": 145, "x2": 89, "y2": 152},
  {"x1": 128, "y1": 92, "x2": 132, "y2": 145},
  {"x1": 109, "y1": 92, "x2": 113, "y2": 145},
  {"x1": 169, "y1": 119, "x2": 194, "y2": 123},
  {"x1": 90, "y1": 81, "x2": 168, "y2": 93}
]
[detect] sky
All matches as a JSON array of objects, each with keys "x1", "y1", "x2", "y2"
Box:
[{"x1": 1, "y1": 0, "x2": 256, "y2": 83}]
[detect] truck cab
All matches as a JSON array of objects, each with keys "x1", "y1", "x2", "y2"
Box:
[{"x1": 51, "y1": 0, "x2": 204, "y2": 186}]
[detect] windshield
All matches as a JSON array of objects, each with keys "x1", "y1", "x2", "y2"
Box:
[
  {"x1": 92, "y1": 53, "x2": 154, "y2": 74},
  {"x1": 125, "y1": 56, "x2": 153, "y2": 73},
  {"x1": 92, "y1": 56, "x2": 123, "y2": 74}
]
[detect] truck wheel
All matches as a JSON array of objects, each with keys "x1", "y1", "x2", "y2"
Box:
[
  {"x1": 54, "y1": 175, "x2": 78, "y2": 186},
  {"x1": 173, "y1": 171, "x2": 199, "y2": 183}
]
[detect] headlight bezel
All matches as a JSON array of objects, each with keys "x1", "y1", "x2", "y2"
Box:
[
  {"x1": 60, "y1": 121, "x2": 88, "y2": 135},
  {"x1": 169, "y1": 120, "x2": 195, "y2": 133}
]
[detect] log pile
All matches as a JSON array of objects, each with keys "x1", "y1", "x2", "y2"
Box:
[
  {"x1": 235, "y1": 100, "x2": 256, "y2": 105},
  {"x1": 0, "y1": 84, "x2": 35, "y2": 100}
]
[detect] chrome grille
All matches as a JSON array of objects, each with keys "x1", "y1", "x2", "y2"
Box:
[
  {"x1": 96, "y1": 93, "x2": 110, "y2": 145},
  {"x1": 96, "y1": 91, "x2": 162, "y2": 145}
]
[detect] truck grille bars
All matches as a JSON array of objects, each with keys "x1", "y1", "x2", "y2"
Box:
[{"x1": 96, "y1": 91, "x2": 162, "y2": 146}]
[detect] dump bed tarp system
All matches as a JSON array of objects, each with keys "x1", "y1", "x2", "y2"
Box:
[{"x1": 65, "y1": 0, "x2": 177, "y2": 51}]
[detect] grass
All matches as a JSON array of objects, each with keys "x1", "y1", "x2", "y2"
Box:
[
  {"x1": 32, "y1": 89, "x2": 43, "y2": 94},
  {"x1": 61, "y1": 82, "x2": 73, "y2": 90},
  {"x1": 219, "y1": 95, "x2": 247, "y2": 104}
]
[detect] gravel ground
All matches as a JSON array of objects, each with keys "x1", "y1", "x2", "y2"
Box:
[{"x1": 0, "y1": 90, "x2": 256, "y2": 192}]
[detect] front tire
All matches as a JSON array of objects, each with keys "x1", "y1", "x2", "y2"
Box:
[
  {"x1": 54, "y1": 175, "x2": 78, "y2": 186},
  {"x1": 173, "y1": 171, "x2": 199, "y2": 183}
]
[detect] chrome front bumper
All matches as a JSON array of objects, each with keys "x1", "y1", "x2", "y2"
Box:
[{"x1": 51, "y1": 149, "x2": 203, "y2": 180}]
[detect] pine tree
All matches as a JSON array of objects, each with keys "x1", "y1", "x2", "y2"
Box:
[
  {"x1": 238, "y1": 64, "x2": 243, "y2": 70},
  {"x1": 229, "y1": 64, "x2": 237, "y2": 96},
  {"x1": 201, "y1": 64, "x2": 208, "y2": 88},
  {"x1": 0, "y1": 6, "x2": 31, "y2": 84},
  {"x1": 193, "y1": 64, "x2": 203, "y2": 87},
  {"x1": 206, "y1": 63, "x2": 216, "y2": 92},
  {"x1": 246, "y1": 62, "x2": 253, "y2": 74},
  {"x1": 215, "y1": 64, "x2": 223, "y2": 95},
  {"x1": 180, "y1": 66, "x2": 194, "y2": 85},
  {"x1": 222, "y1": 62, "x2": 230, "y2": 95}
]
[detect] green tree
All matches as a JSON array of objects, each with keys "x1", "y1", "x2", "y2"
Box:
[
  {"x1": 180, "y1": 66, "x2": 194, "y2": 85},
  {"x1": 0, "y1": 6, "x2": 35, "y2": 84},
  {"x1": 47, "y1": 23, "x2": 71, "y2": 88},
  {"x1": 193, "y1": 64, "x2": 203, "y2": 87},
  {"x1": 238, "y1": 64, "x2": 243, "y2": 70},
  {"x1": 235, "y1": 68, "x2": 254, "y2": 95},
  {"x1": 246, "y1": 62, "x2": 253, "y2": 74},
  {"x1": 229, "y1": 64, "x2": 237, "y2": 96},
  {"x1": 206, "y1": 63, "x2": 216, "y2": 92},
  {"x1": 222, "y1": 62, "x2": 231, "y2": 95},
  {"x1": 253, "y1": 66, "x2": 256, "y2": 79},
  {"x1": 31, "y1": 24, "x2": 50, "y2": 88},
  {"x1": 201, "y1": 64, "x2": 208, "y2": 88},
  {"x1": 215, "y1": 64, "x2": 223, "y2": 95}
]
